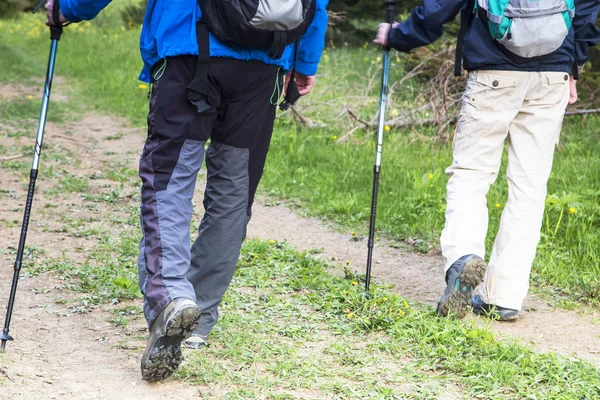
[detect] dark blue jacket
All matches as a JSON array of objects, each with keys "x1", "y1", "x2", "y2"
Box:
[{"x1": 388, "y1": 0, "x2": 600, "y2": 73}]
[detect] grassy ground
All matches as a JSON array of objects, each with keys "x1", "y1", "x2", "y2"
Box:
[
  {"x1": 1, "y1": 102, "x2": 600, "y2": 399},
  {"x1": 0, "y1": 6, "x2": 600, "y2": 301},
  {"x1": 2, "y1": 9, "x2": 598, "y2": 306},
  {"x1": 2, "y1": 9, "x2": 600, "y2": 399}
]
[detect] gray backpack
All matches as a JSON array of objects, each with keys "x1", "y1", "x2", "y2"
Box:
[
  {"x1": 454, "y1": 0, "x2": 576, "y2": 76},
  {"x1": 478, "y1": 0, "x2": 575, "y2": 60},
  {"x1": 198, "y1": 0, "x2": 316, "y2": 59}
]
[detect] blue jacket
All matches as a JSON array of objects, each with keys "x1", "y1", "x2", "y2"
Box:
[
  {"x1": 60, "y1": 0, "x2": 329, "y2": 82},
  {"x1": 388, "y1": 0, "x2": 600, "y2": 73}
]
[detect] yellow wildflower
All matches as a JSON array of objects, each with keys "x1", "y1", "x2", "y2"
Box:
[
  {"x1": 384, "y1": 125, "x2": 390, "y2": 131},
  {"x1": 268, "y1": 239, "x2": 276, "y2": 244},
  {"x1": 496, "y1": 203, "x2": 501, "y2": 208},
  {"x1": 383, "y1": 297, "x2": 388, "y2": 302},
  {"x1": 398, "y1": 310, "x2": 405, "y2": 316},
  {"x1": 569, "y1": 207, "x2": 576, "y2": 214},
  {"x1": 333, "y1": 135, "x2": 337, "y2": 140},
  {"x1": 347, "y1": 312, "x2": 354, "y2": 318},
  {"x1": 139, "y1": 84, "x2": 148, "y2": 89},
  {"x1": 351, "y1": 281, "x2": 358, "y2": 286},
  {"x1": 428, "y1": 174, "x2": 433, "y2": 180},
  {"x1": 391, "y1": 109, "x2": 399, "y2": 117},
  {"x1": 27, "y1": 95, "x2": 33, "y2": 100},
  {"x1": 403, "y1": 301, "x2": 409, "y2": 309}
]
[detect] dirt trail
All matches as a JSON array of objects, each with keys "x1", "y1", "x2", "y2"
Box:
[
  {"x1": 1, "y1": 112, "x2": 201, "y2": 399},
  {"x1": 0, "y1": 84, "x2": 599, "y2": 399}
]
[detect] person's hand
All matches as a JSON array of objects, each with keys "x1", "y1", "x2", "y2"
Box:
[
  {"x1": 285, "y1": 72, "x2": 316, "y2": 96},
  {"x1": 373, "y1": 22, "x2": 400, "y2": 47},
  {"x1": 568, "y1": 76, "x2": 578, "y2": 105},
  {"x1": 45, "y1": 0, "x2": 68, "y2": 26}
]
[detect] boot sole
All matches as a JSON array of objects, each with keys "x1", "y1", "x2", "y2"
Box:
[
  {"x1": 437, "y1": 257, "x2": 486, "y2": 318},
  {"x1": 141, "y1": 305, "x2": 201, "y2": 382}
]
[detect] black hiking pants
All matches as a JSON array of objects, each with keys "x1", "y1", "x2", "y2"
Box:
[{"x1": 137, "y1": 56, "x2": 282, "y2": 335}]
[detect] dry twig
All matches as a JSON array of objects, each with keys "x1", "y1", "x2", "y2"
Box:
[{"x1": 0, "y1": 154, "x2": 24, "y2": 162}]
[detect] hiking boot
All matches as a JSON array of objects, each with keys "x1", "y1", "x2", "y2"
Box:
[
  {"x1": 471, "y1": 295, "x2": 518, "y2": 321},
  {"x1": 183, "y1": 334, "x2": 209, "y2": 350},
  {"x1": 140, "y1": 298, "x2": 201, "y2": 382},
  {"x1": 436, "y1": 254, "x2": 486, "y2": 318}
]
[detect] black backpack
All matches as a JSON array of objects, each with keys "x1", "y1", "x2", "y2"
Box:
[{"x1": 188, "y1": 0, "x2": 317, "y2": 113}]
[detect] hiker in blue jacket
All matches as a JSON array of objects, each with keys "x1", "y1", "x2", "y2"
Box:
[
  {"x1": 46, "y1": 0, "x2": 329, "y2": 381},
  {"x1": 375, "y1": 1, "x2": 600, "y2": 321}
]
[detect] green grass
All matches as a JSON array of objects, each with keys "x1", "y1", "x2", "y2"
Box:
[
  {"x1": 261, "y1": 121, "x2": 600, "y2": 303},
  {"x1": 1, "y1": 11, "x2": 597, "y2": 303},
  {"x1": 8, "y1": 169, "x2": 600, "y2": 398},
  {"x1": 177, "y1": 239, "x2": 600, "y2": 399},
  {"x1": 1, "y1": 19, "x2": 600, "y2": 395}
]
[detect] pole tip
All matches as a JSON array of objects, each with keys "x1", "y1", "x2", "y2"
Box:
[{"x1": 0, "y1": 333, "x2": 14, "y2": 352}]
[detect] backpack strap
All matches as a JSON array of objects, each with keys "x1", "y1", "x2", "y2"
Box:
[
  {"x1": 269, "y1": 32, "x2": 288, "y2": 59},
  {"x1": 187, "y1": 19, "x2": 212, "y2": 114},
  {"x1": 571, "y1": 61, "x2": 579, "y2": 80},
  {"x1": 454, "y1": 0, "x2": 477, "y2": 77}
]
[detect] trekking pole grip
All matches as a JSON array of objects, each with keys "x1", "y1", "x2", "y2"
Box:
[
  {"x1": 384, "y1": 0, "x2": 396, "y2": 25},
  {"x1": 50, "y1": 0, "x2": 63, "y2": 41}
]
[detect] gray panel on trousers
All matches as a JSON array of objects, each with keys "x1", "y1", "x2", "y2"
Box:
[
  {"x1": 186, "y1": 142, "x2": 251, "y2": 337},
  {"x1": 143, "y1": 139, "x2": 206, "y2": 322},
  {"x1": 249, "y1": 0, "x2": 304, "y2": 30}
]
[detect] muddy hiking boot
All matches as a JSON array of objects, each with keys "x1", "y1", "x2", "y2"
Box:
[
  {"x1": 436, "y1": 254, "x2": 486, "y2": 318},
  {"x1": 140, "y1": 298, "x2": 201, "y2": 382},
  {"x1": 471, "y1": 295, "x2": 519, "y2": 321},
  {"x1": 183, "y1": 334, "x2": 209, "y2": 350}
]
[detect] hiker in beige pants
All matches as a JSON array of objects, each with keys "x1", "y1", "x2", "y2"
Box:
[
  {"x1": 441, "y1": 70, "x2": 571, "y2": 313},
  {"x1": 375, "y1": 0, "x2": 599, "y2": 321}
]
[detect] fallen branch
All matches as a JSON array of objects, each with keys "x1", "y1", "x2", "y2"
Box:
[
  {"x1": 53, "y1": 134, "x2": 79, "y2": 142},
  {"x1": 0, "y1": 367, "x2": 14, "y2": 382},
  {"x1": 290, "y1": 106, "x2": 316, "y2": 128},
  {"x1": 345, "y1": 108, "x2": 371, "y2": 131},
  {"x1": 327, "y1": 11, "x2": 346, "y2": 26},
  {"x1": 345, "y1": 107, "x2": 600, "y2": 135},
  {"x1": 0, "y1": 154, "x2": 24, "y2": 162},
  {"x1": 565, "y1": 108, "x2": 600, "y2": 116}
]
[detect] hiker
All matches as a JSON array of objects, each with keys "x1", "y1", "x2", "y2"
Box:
[
  {"x1": 374, "y1": 1, "x2": 600, "y2": 321},
  {"x1": 46, "y1": 0, "x2": 329, "y2": 381}
]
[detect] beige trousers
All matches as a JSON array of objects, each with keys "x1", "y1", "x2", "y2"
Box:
[{"x1": 441, "y1": 70, "x2": 570, "y2": 310}]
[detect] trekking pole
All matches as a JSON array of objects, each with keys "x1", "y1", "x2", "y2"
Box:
[
  {"x1": 1, "y1": 0, "x2": 64, "y2": 353},
  {"x1": 365, "y1": 0, "x2": 396, "y2": 297}
]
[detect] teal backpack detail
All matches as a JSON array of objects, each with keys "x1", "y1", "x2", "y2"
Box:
[{"x1": 477, "y1": 0, "x2": 575, "y2": 60}]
